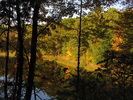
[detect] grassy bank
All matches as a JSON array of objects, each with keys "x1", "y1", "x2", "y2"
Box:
[
  {"x1": 0, "y1": 52, "x2": 99, "y2": 71},
  {"x1": 43, "y1": 55, "x2": 99, "y2": 71}
]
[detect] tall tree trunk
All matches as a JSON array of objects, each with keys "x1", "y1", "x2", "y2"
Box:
[
  {"x1": 25, "y1": 3, "x2": 40, "y2": 100},
  {"x1": 4, "y1": 0, "x2": 10, "y2": 98},
  {"x1": 14, "y1": 0, "x2": 23, "y2": 99},
  {"x1": 16, "y1": 0, "x2": 23, "y2": 98},
  {"x1": 77, "y1": 0, "x2": 82, "y2": 92}
]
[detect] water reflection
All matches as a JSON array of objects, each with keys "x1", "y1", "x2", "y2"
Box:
[
  {"x1": 0, "y1": 57, "x2": 72, "y2": 99},
  {"x1": 30, "y1": 88, "x2": 55, "y2": 100},
  {"x1": 1, "y1": 57, "x2": 133, "y2": 100},
  {"x1": 0, "y1": 78, "x2": 56, "y2": 100}
]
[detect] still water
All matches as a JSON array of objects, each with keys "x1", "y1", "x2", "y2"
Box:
[
  {"x1": 1, "y1": 56, "x2": 132, "y2": 100},
  {"x1": 0, "y1": 57, "x2": 74, "y2": 100},
  {"x1": 0, "y1": 76, "x2": 56, "y2": 100}
]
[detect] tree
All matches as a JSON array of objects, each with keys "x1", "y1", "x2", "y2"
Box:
[
  {"x1": 25, "y1": 2, "x2": 40, "y2": 100},
  {"x1": 95, "y1": 8, "x2": 133, "y2": 100},
  {"x1": 4, "y1": 0, "x2": 11, "y2": 98},
  {"x1": 113, "y1": 8, "x2": 133, "y2": 52},
  {"x1": 14, "y1": 0, "x2": 24, "y2": 99},
  {"x1": 81, "y1": 7, "x2": 115, "y2": 64},
  {"x1": 25, "y1": 0, "x2": 78, "y2": 99}
]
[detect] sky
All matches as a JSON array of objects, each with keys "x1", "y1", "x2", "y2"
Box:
[
  {"x1": 62, "y1": 1, "x2": 128, "y2": 19},
  {"x1": 0, "y1": 0, "x2": 129, "y2": 25}
]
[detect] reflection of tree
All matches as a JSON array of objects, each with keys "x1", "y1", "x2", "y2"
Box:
[
  {"x1": 1, "y1": 56, "x2": 133, "y2": 100},
  {"x1": 42, "y1": 66, "x2": 111, "y2": 100},
  {"x1": 33, "y1": 59, "x2": 109, "y2": 100},
  {"x1": 33, "y1": 58, "x2": 133, "y2": 100},
  {"x1": 0, "y1": 57, "x2": 17, "y2": 98}
]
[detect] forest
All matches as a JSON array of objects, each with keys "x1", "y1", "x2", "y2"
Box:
[{"x1": 0, "y1": 0, "x2": 133, "y2": 100}]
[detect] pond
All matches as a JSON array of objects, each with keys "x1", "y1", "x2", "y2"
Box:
[
  {"x1": 0, "y1": 57, "x2": 76, "y2": 100},
  {"x1": 1, "y1": 56, "x2": 133, "y2": 100}
]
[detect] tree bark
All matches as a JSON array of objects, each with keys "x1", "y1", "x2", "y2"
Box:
[
  {"x1": 25, "y1": 3, "x2": 40, "y2": 100},
  {"x1": 77, "y1": 0, "x2": 82, "y2": 92},
  {"x1": 4, "y1": 0, "x2": 10, "y2": 98},
  {"x1": 13, "y1": 0, "x2": 23, "y2": 99},
  {"x1": 16, "y1": 0, "x2": 23, "y2": 99}
]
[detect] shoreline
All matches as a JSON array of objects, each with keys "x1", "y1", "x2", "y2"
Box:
[
  {"x1": 0, "y1": 52, "x2": 99, "y2": 71},
  {"x1": 42, "y1": 55, "x2": 99, "y2": 71}
]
